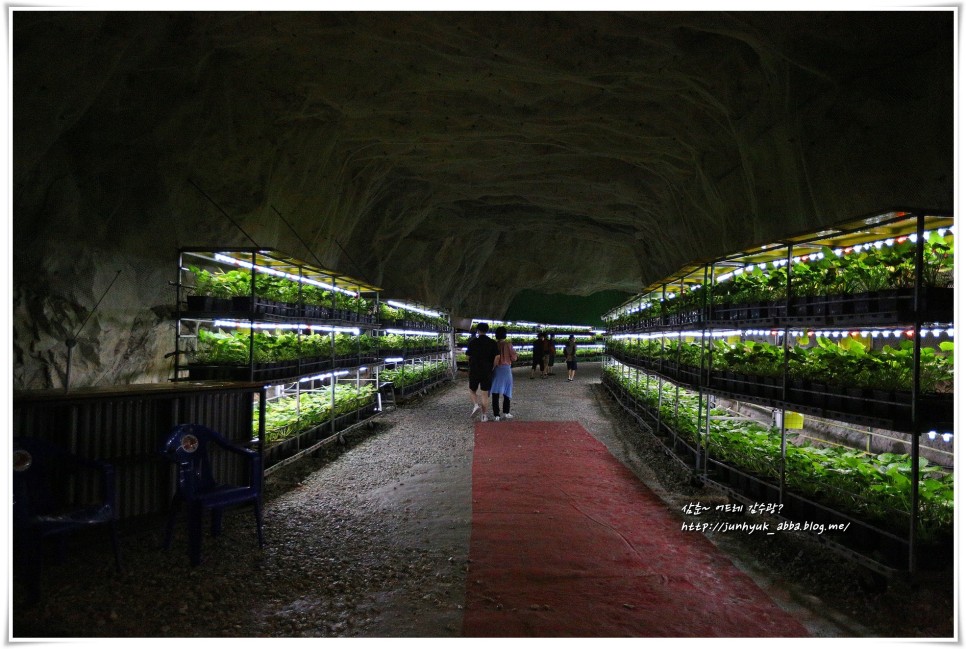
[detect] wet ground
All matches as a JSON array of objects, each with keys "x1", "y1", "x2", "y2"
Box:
[{"x1": 9, "y1": 363, "x2": 954, "y2": 638}]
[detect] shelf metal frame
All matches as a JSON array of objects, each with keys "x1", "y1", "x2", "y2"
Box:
[{"x1": 602, "y1": 208, "x2": 955, "y2": 575}]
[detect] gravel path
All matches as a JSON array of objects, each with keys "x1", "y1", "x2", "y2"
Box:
[{"x1": 11, "y1": 362, "x2": 953, "y2": 638}]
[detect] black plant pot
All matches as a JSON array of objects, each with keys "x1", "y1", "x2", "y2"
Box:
[
  {"x1": 787, "y1": 378, "x2": 807, "y2": 407},
  {"x1": 876, "y1": 288, "x2": 908, "y2": 314},
  {"x1": 187, "y1": 295, "x2": 232, "y2": 312},
  {"x1": 280, "y1": 301, "x2": 301, "y2": 318},
  {"x1": 791, "y1": 297, "x2": 809, "y2": 318},
  {"x1": 869, "y1": 389, "x2": 896, "y2": 422},
  {"x1": 231, "y1": 296, "x2": 254, "y2": 312},
  {"x1": 679, "y1": 365, "x2": 699, "y2": 387},
  {"x1": 726, "y1": 466, "x2": 742, "y2": 491},
  {"x1": 919, "y1": 393, "x2": 954, "y2": 428},
  {"x1": 851, "y1": 292, "x2": 875, "y2": 314},
  {"x1": 742, "y1": 375, "x2": 759, "y2": 398},
  {"x1": 663, "y1": 361, "x2": 678, "y2": 380},
  {"x1": 253, "y1": 299, "x2": 280, "y2": 315},
  {"x1": 187, "y1": 365, "x2": 214, "y2": 381},
  {"x1": 825, "y1": 386, "x2": 844, "y2": 412},
  {"x1": 808, "y1": 381, "x2": 828, "y2": 408},
  {"x1": 809, "y1": 296, "x2": 828, "y2": 317},
  {"x1": 891, "y1": 389, "x2": 913, "y2": 421},
  {"x1": 709, "y1": 370, "x2": 726, "y2": 391},
  {"x1": 844, "y1": 386, "x2": 869, "y2": 411},
  {"x1": 731, "y1": 373, "x2": 752, "y2": 398},
  {"x1": 763, "y1": 375, "x2": 782, "y2": 401},
  {"x1": 922, "y1": 286, "x2": 954, "y2": 316},
  {"x1": 767, "y1": 299, "x2": 787, "y2": 319},
  {"x1": 870, "y1": 388, "x2": 893, "y2": 403},
  {"x1": 826, "y1": 294, "x2": 851, "y2": 317}
]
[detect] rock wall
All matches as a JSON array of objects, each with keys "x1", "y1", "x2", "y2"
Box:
[{"x1": 12, "y1": 11, "x2": 954, "y2": 389}]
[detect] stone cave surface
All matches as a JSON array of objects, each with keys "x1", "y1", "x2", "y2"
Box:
[{"x1": 11, "y1": 10, "x2": 954, "y2": 389}]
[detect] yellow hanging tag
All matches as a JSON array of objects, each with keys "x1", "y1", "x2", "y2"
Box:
[
  {"x1": 727, "y1": 335, "x2": 741, "y2": 344},
  {"x1": 784, "y1": 411, "x2": 804, "y2": 429},
  {"x1": 843, "y1": 334, "x2": 872, "y2": 351}
]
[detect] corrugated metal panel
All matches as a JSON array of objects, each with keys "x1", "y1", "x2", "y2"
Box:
[{"x1": 12, "y1": 385, "x2": 264, "y2": 521}]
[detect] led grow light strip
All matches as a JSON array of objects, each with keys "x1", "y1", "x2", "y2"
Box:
[
  {"x1": 298, "y1": 370, "x2": 350, "y2": 383},
  {"x1": 212, "y1": 320, "x2": 361, "y2": 335},
  {"x1": 500, "y1": 331, "x2": 601, "y2": 339},
  {"x1": 474, "y1": 318, "x2": 597, "y2": 332},
  {"x1": 714, "y1": 227, "x2": 955, "y2": 285},
  {"x1": 213, "y1": 253, "x2": 359, "y2": 297},
  {"x1": 612, "y1": 330, "x2": 744, "y2": 340},
  {"x1": 612, "y1": 327, "x2": 953, "y2": 340},
  {"x1": 384, "y1": 328, "x2": 445, "y2": 337},
  {"x1": 792, "y1": 327, "x2": 954, "y2": 338},
  {"x1": 386, "y1": 300, "x2": 443, "y2": 318}
]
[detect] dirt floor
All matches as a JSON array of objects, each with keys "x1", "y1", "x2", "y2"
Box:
[{"x1": 9, "y1": 363, "x2": 956, "y2": 639}]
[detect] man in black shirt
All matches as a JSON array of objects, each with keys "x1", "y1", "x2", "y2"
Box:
[{"x1": 466, "y1": 322, "x2": 499, "y2": 422}]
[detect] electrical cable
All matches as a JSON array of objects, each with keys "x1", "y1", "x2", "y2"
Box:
[{"x1": 188, "y1": 178, "x2": 261, "y2": 248}]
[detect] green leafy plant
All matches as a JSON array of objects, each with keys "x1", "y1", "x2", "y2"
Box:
[
  {"x1": 194, "y1": 329, "x2": 250, "y2": 364},
  {"x1": 259, "y1": 383, "x2": 377, "y2": 444},
  {"x1": 188, "y1": 266, "x2": 250, "y2": 298},
  {"x1": 382, "y1": 360, "x2": 451, "y2": 388},
  {"x1": 603, "y1": 364, "x2": 953, "y2": 540},
  {"x1": 611, "y1": 334, "x2": 953, "y2": 395},
  {"x1": 923, "y1": 231, "x2": 954, "y2": 288},
  {"x1": 711, "y1": 339, "x2": 785, "y2": 377}
]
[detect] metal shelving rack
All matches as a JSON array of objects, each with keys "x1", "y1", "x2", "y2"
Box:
[
  {"x1": 601, "y1": 209, "x2": 954, "y2": 575},
  {"x1": 172, "y1": 248, "x2": 457, "y2": 472},
  {"x1": 173, "y1": 247, "x2": 387, "y2": 472}
]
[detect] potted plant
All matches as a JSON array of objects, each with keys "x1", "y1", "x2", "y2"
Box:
[{"x1": 186, "y1": 266, "x2": 239, "y2": 312}]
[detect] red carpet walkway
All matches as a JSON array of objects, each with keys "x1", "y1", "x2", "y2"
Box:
[{"x1": 462, "y1": 420, "x2": 809, "y2": 637}]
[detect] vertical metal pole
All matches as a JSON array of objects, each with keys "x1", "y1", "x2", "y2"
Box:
[
  {"x1": 258, "y1": 386, "x2": 266, "y2": 489},
  {"x1": 781, "y1": 243, "x2": 794, "y2": 502},
  {"x1": 175, "y1": 250, "x2": 184, "y2": 381},
  {"x1": 673, "y1": 332, "x2": 681, "y2": 427},
  {"x1": 701, "y1": 264, "x2": 712, "y2": 477},
  {"x1": 633, "y1": 363, "x2": 640, "y2": 417},
  {"x1": 703, "y1": 387, "x2": 712, "y2": 477},
  {"x1": 248, "y1": 251, "x2": 257, "y2": 382},
  {"x1": 296, "y1": 267, "x2": 305, "y2": 376},
  {"x1": 779, "y1": 407, "x2": 788, "y2": 505},
  {"x1": 294, "y1": 377, "x2": 302, "y2": 420},
  {"x1": 657, "y1": 372, "x2": 665, "y2": 441},
  {"x1": 331, "y1": 331, "x2": 337, "y2": 438},
  {"x1": 909, "y1": 212, "x2": 926, "y2": 574},
  {"x1": 785, "y1": 244, "x2": 794, "y2": 325}
]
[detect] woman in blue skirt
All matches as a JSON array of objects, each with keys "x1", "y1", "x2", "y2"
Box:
[{"x1": 490, "y1": 326, "x2": 518, "y2": 421}]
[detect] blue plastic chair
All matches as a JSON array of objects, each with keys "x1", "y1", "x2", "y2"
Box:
[
  {"x1": 160, "y1": 424, "x2": 265, "y2": 566},
  {"x1": 12, "y1": 437, "x2": 123, "y2": 603}
]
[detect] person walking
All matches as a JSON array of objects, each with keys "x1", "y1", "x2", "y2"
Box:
[
  {"x1": 466, "y1": 322, "x2": 499, "y2": 421},
  {"x1": 540, "y1": 332, "x2": 551, "y2": 378},
  {"x1": 547, "y1": 332, "x2": 557, "y2": 376},
  {"x1": 529, "y1": 332, "x2": 546, "y2": 379},
  {"x1": 564, "y1": 334, "x2": 578, "y2": 381},
  {"x1": 490, "y1": 326, "x2": 518, "y2": 421}
]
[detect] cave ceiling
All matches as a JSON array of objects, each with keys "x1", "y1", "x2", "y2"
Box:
[{"x1": 12, "y1": 9, "x2": 955, "y2": 322}]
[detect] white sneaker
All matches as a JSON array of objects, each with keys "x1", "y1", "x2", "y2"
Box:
[
  {"x1": 471, "y1": 404, "x2": 481, "y2": 417},
  {"x1": 493, "y1": 416, "x2": 501, "y2": 422},
  {"x1": 503, "y1": 413, "x2": 514, "y2": 419},
  {"x1": 481, "y1": 415, "x2": 489, "y2": 422}
]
